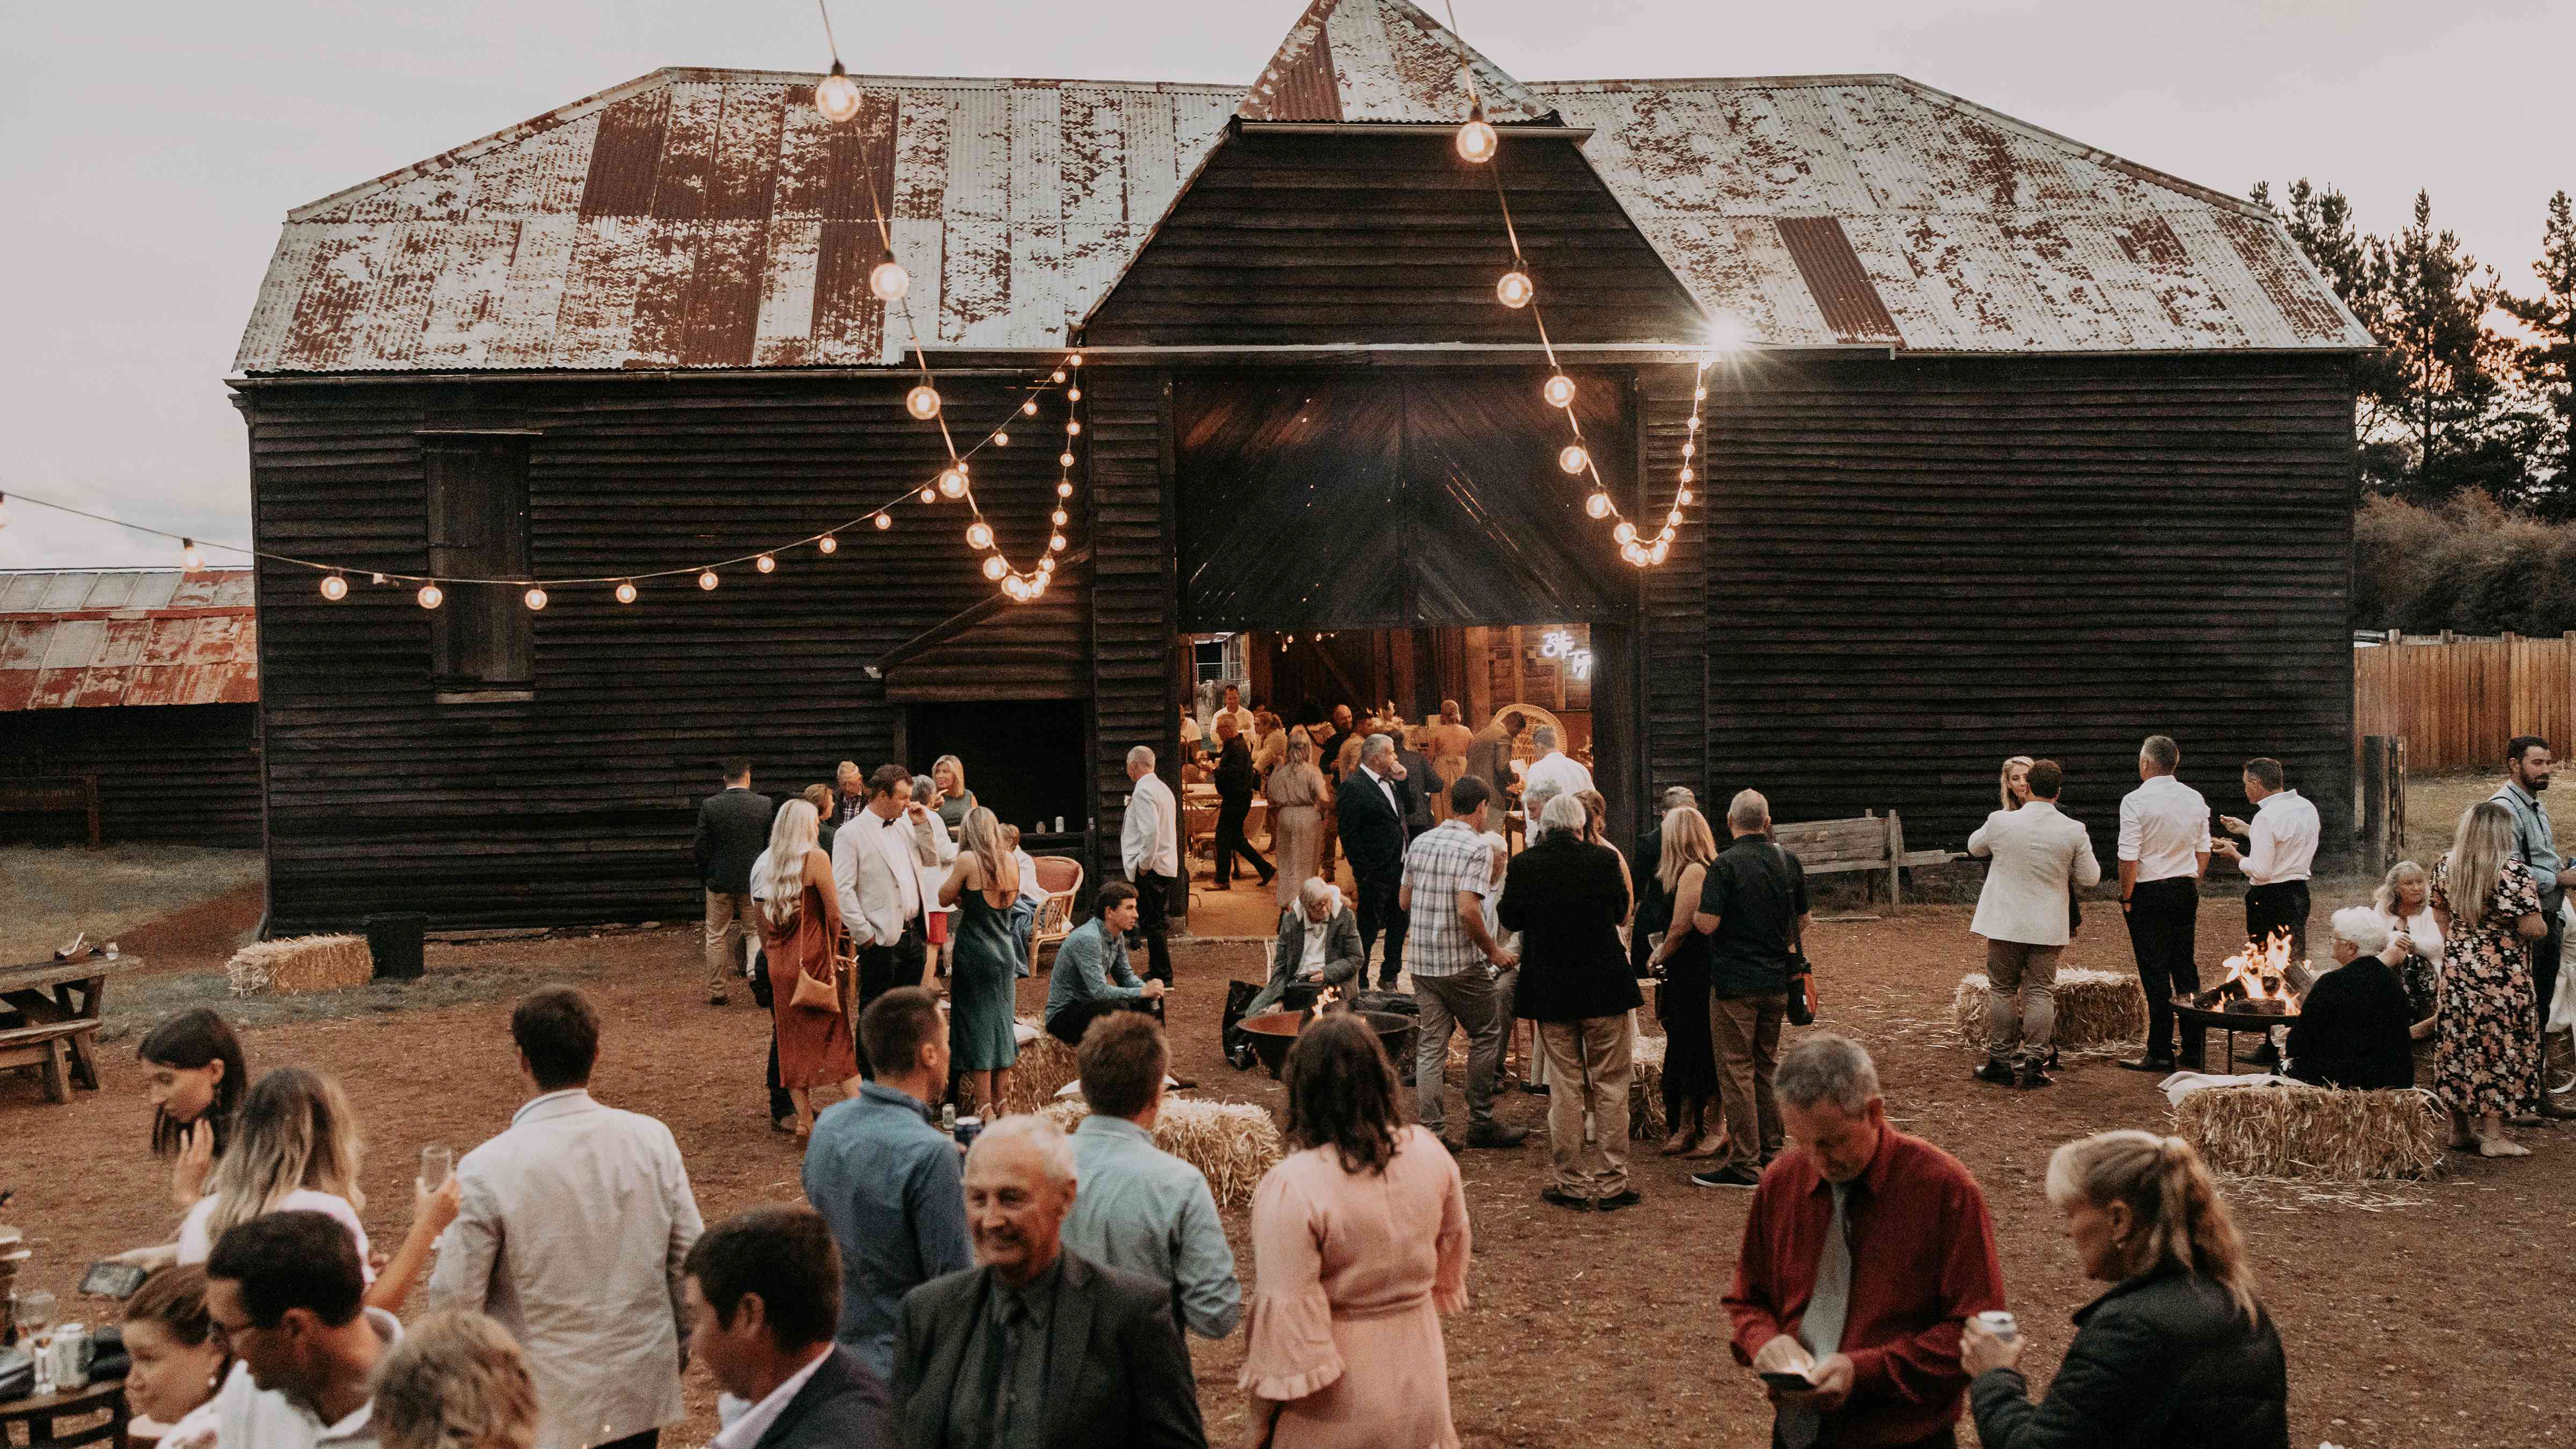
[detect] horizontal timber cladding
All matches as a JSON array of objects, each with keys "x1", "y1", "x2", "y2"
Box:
[
  {"x1": 1639, "y1": 367, "x2": 1709, "y2": 807},
  {"x1": 1086, "y1": 368, "x2": 1180, "y2": 866},
  {"x1": 236, "y1": 372, "x2": 1085, "y2": 931},
  {"x1": 1699, "y1": 353, "x2": 2359, "y2": 865},
  {"x1": 0, "y1": 703, "x2": 263, "y2": 846},
  {"x1": 1084, "y1": 127, "x2": 1707, "y2": 347}
]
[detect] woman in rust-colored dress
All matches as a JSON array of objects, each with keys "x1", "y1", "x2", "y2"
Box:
[{"x1": 751, "y1": 799, "x2": 859, "y2": 1137}]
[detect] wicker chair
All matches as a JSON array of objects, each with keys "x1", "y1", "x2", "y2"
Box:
[{"x1": 1028, "y1": 855, "x2": 1085, "y2": 974}]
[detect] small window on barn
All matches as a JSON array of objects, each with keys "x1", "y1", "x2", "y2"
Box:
[{"x1": 424, "y1": 435, "x2": 534, "y2": 695}]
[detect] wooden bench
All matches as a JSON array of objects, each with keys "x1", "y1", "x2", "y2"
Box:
[
  {"x1": 1772, "y1": 810, "x2": 1959, "y2": 911},
  {"x1": 0, "y1": 956, "x2": 121, "y2": 1106},
  {"x1": 0, "y1": 773, "x2": 101, "y2": 846},
  {"x1": 0, "y1": 1020, "x2": 96, "y2": 1104}
]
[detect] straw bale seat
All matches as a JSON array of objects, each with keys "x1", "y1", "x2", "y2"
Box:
[
  {"x1": 1039, "y1": 1096, "x2": 1285, "y2": 1210},
  {"x1": 1627, "y1": 1031, "x2": 1667, "y2": 1140},
  {"x1": 1953, "y1": 969, "x2": 2145, "y2": 1052},
  {"x1": 960, "y1": 1022, "x2": 1082, "y2": 1119},
  {"x1": 225, "y1": 934, "x2": 373, "y2": 996},
  {"x1": 2172, "y1": 1084, "x2": 2444, "y2": 1181}
]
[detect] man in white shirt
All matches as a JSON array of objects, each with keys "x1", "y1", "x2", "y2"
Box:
[
  {"x1": 2116, "y1": 734, "x2": 2212, "y2": 1073},
  {"x1": 204, "y1": 1209, "x2": 401, "y2": 1449},
  {"x1": 1121, "y1": 745, "x2": 1182, "y2": 985},
  {"x1": 1520, "y1": 725, "x2": 1594, "y2": 838},
  {"x1": 833, "y1": 763, "x2": 960, "y2": 1041},
  {"x1": 2214, "y1": 756, "x2": 2320, "y2": 961},
  {"x1": 1966, "y1": 759, "x2": 2102, "y2": 1089},
  {"x1": 425, "y1": 987, "x2": 705, "y2": 1449},
  {"x1": 683, "y1": 1207, "x2": 894, "y2": 1449},
  {"x1": 1201, "y1": 682, "x2": 1255, "y2": 744}
]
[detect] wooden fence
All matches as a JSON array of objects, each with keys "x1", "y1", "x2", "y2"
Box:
[{"x1": 2354, "y1": 632, "x2": 2576, "y2": 772}]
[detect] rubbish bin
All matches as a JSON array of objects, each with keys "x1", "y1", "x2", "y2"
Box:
[{"x1": 365, "y1": 912, "x2": 429, "y2": 981}]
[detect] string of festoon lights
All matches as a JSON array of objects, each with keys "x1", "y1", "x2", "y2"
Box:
[
  {"x1": 1442, "y1": 3, "x2": 1739, "y2": 569},
  {"x1": 0, "y1": 3, "x2": 1083, "y2": 610}
]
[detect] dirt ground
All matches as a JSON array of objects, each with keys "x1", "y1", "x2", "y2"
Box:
[
  {"x1": 0, "y1": 846, "x2": 264, "y2": 965},
  {"x1": 9, "y1": 882, "x2": 2573, "y2": 1449}
]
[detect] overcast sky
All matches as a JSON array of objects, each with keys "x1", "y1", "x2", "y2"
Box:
[{"x1": 2, "y1": 0, "x2": 2566, "y2": 570}]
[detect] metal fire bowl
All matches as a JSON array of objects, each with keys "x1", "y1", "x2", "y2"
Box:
[{"x1": 1239, "y1": 1009, "x2": 1417, "y2": 1080}]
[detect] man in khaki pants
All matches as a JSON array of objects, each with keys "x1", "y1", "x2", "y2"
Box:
[
  {"x1": 1966, "y1": 759, "x2": 2100, "y2": 1088},
  {"x1": 692, "y1": 760, "x2": 772, "y2": 1005}
]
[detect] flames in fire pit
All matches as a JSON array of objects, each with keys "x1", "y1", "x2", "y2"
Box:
[
  {"x1": 2202, "y1": 930, "x2": 2304, "y2": 1014},
  {"x1": 1308, "y1": 986, "x2": 1341, "y2": 1023}
]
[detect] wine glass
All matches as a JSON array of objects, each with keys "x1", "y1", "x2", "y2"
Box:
[
  {"x1": 420, "y1": 1145, "x2": 453, "y2": 1190},
  {"x1": 15, "y1": 1290, "x2": 55, "y2": 1392}
]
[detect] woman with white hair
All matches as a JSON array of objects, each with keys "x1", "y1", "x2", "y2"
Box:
[
  {"x1": 2280, "y1": 907, "x2": 2416, "y2": 1089},
  {"x1": 2433, "y1": 800, "x2": 2551, "y2": 1156},
  {"x1": 753, "y1": 799, "x2": 858, "y2": 1137}
]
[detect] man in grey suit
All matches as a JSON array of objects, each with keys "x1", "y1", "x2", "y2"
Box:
[
  {"x1": 681, "y1": 1207, "x2": 893, "y2": 1449},
  {"x1": 1965, "y1": 759, "x2": 2102, "y2": 1088},
  {"x1": 1245, "y1": 877, "x2": 1365, "y2": 1021},
  {"x1": 695, "y1": 759, "x2": 773, "y2": 1005},
  {"x1": 891, "y1": 1115, "x2": 1205, "y2": 1449}
]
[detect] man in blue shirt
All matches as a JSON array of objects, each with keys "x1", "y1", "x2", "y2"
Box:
[
  {"x1": 1044, "y1": 882, "x2": 1167, "y2": 1045},
  {"x1": 803, "y1": 988, "x2": 974, "y2": 1379},
  {"x1": 2493, "y1": 735, "x2": 2576, "y2": 1118},
  {"x1": 1059, "y1": 1013, "x2": 1241, "y2": 1344}
]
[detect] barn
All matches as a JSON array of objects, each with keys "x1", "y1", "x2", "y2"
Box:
[{"x1": 228, "y1": 0, "x2": 2372, "y2": 932}]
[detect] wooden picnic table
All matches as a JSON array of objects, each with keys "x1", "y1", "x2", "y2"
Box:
[
  {"x1": 0, "y1": 955, "x2": 128, "y2": 1104},
  {"x1": 0, "y1": 1376, "x2": 130, "y2": 1448}
]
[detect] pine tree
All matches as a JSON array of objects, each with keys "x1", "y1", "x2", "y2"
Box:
[
  {"x1": 2501, "y1": 190, "x2": 2576, "y2": 492},
  {"x1": 2373, "y1": 191, "x2": 2513, "y2": 502},
  {"x1": 2253, "y1": 179, "x2": 2406, "y2": 486}
]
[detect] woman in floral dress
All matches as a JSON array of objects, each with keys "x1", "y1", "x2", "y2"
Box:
[{"x1": 2429, "y1": 801, "x2": 2551, "y2": 1157}]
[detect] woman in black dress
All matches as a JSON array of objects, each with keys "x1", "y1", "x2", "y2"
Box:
[{"x1": 1644, "y1": 806, "x2": 1724, "y2": 1157}]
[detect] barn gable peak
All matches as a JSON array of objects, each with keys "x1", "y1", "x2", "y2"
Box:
[{"x1": 1241, "y1": 0, "x2": 1554, "y2": 125}]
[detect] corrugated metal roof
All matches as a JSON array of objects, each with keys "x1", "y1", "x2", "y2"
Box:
[
  {"x1": 0, "y1": 570, "x2": 259, "y2": 712},
  {"x1": 235, "y1": 22, "x2": 2370, "y2": 371}
]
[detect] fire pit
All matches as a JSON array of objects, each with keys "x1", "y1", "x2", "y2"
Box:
[
  {"x1": 2175, "y1": 931, "x2": 2308, "y2": 1072},
  {"x1": 1238, "y1": 1008, "x2": 1418, "y2": 1081}
]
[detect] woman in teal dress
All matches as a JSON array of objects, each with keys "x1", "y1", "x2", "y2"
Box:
[{"x1": 939, "y1": 806, "x2": 1023, "y2": 1113}]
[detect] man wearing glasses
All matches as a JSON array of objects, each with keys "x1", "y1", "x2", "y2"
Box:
[{"x1": 203, "y1": 1211, "x2": 401, "y2": 1449}]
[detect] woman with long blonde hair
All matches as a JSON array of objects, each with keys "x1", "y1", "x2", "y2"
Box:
[
  {"x1": 2432, "y1": 800, "x2": 2551, "y2": 1155},
  {"x1": 752, "y1": 799, "x2": 858, "y2": 1137},
  {"x1": 1997, "y1": 755, "x2": 2036, "y2": 813},
  {"x1": 1964, "y1": 1130, "x2": 2284, "y2": 1446},
  {"x1": 1644, "y1": 807, "x2": 1725, "y2": 1157},
  {"x1": 940, "y1": 806, "x2": 1024, "y2": 1113}
]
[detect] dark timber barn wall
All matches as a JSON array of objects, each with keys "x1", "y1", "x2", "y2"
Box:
[{"x1": 0, "y1": 704, "x2": 265, "y2": 846}]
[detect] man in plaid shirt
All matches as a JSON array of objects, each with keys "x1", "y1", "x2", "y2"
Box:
[{"x1": 1399, "y1": 774, "x2": 1530, "y2": 1152}]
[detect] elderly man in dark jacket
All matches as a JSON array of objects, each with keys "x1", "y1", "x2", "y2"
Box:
[
  {"x1": 1246, "y1": 877, "x2": 1365, "y2": 1020},
  {"x1": 1499, "y1": 792, "x2": 1643, "y2": 1212}
]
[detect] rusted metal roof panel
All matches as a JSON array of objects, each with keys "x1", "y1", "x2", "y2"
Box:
[
  {"x1": 1241, "y1": 0, "x2": 1549, "y2": 125},
  {"x1": 0, "y1": 569, "x2": 259, "y2": 711}
]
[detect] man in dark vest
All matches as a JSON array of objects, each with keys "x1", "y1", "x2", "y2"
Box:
[{"x1": 694, "y1": 758, "x2": 772, "y2": 1006}]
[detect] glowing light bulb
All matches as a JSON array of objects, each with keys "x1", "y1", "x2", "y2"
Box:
[
  {"x1": 1681, "y1": 441, "x2": 1695, "y2": 459},
  {"x1": 320, "y1": 574, "x2": 348, "y2": 601},
  {"x1": 1023, "y1": 400, "x2": 1039, "y2": 416},
  {"x1": 1067, "y1": 385, "x2": 1082, "y2": 401},
  {"x1": 1050, "y1": 509, "x2": 1067, "y2": 527},
  {"x1": 755, "y1": 554, "x2": 776, "y2": 574},
  {"x1": 698, "y1": 569, "x2": 719, "y2": 591},
  {"x1": 417, "y1": 583, "x2": 444, "y2": 609},
  {"x1": 905, "y1": 385, "x2": 940, "y2": 420},
  {"x1": 616, "y1": 581, "x2": 638, "y2": 604},
  {"x1": 1065, "y1": 420, "x2": 1081, "y2": 436},
  {"x1": 815, "y1": 62, "x2": 861, "y2": 124},
  {"x1": 993, "y1": 431, "x2": 1009, "y2": 447},
  {"x1": 1029, "y1": 573, "x2": 1048, "y2": 596},
  {"x1": 1557, "y1": 444, "x2": 1588, "y2": 475},
  {"x1": 1613, "y1": 521, "x2": 1637, "y2": 544},
  {"x1": 1058, "y1": 452, "x2": 1075, "y2": 470},
  {"x1": 1621, "y1": 542, "x2": 1648, "y2": 565},
  {"x1": 868, "y1": 261, "x2": 909, "y2": 301},
  {"x1": 1687, "y1": 415, "x2": 1701, "y2": 432},
  {"x1": 524, "y1": 587, "x2": 548, "y2": 611},
  {"x1": 1051, "y1": 370, "x2": 1067, "y2": 383},
  {"x1": 938, "y1": 469, "x2": 967, "y2": 499},
  {"x1": 1677, "y1": 488, "x2": 1694, "y2": 506},
  {"x1": 1679, "y1": 467, "x2": 1694, "y2": 484},
  {"x1": 919, "y1": 486, "x2": 936, "y2": 503},
  {"x1": 817, "y1": 534, "x2": 837, "y2": 554},
  {"x1": 1038, "y1": 556, "x2": 1055, "y2": 574},
  {"x1": 1049, "y1": 532, "x2": 1066, "y2": 551},
  {"x1": 1706, "y1": 313, "x2": 1750, "y2": 355},
  {"x1": 1543, "y1": 374, "x2": 1576, "y2": 408},
  {"x1": 967, "y1": 521, "x2": 994, "y2": 550},
  {"x1": 1496, "y1": 270, "x2": 1533, "y2": 308},
  {"x1": 874, "y1": 514, "x2": 892, "y2": 530},
  {"x1": 1666, "y1": 508, "x2": 1684, "y2": 527},
  {"x1": 1585, "y1": 492, "x2": 1612, "y2": 519},
  {"x1": 1069, "y1": 353, "x2": 1083, "y2": 368},
  {"x1": 1694, "y1": 386, "x2": 1708, "y2": 400},
  {"x1": 1004, "y1": 576, "x2": 1031, "y2": 601},
  {"x1": 1456, "y1": 104, "x2": 1498, "y2": 164},
  {"x1": 180, "y1": 538, "x2": 203, "y2": 570},
  {"x1": 1650, "y1": 539, "x2": 1671, "y2": 565},
  {"x1": 983, "y1": 555, "x2": 1008, "y2": 581}
]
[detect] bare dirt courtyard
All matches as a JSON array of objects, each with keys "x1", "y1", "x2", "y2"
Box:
[{"x1": 6, "y1": 887, "x2": 2571, "y2": 1448}]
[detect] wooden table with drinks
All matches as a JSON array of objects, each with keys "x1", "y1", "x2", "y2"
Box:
[{"x1": 5, "y1": 1267, "x2": 130, "y2": 1449}]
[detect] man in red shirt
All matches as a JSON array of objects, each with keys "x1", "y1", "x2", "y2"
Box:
[{"x1": 1724, "y1": 1034, "x2": 2005, "y2": 1448}]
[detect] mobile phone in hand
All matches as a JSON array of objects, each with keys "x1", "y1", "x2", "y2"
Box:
[{"x1": 1758, "y1": 1370, "x2": 1817, "y2": 1393}]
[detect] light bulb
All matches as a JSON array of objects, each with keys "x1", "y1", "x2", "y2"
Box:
[
  {"x1": 1613, "y1": 521, "x2": 1637, "y2": 544},
  {"x1": 181, "y1": 538, "x2": 203, "y2": 570},
  {"x1": 698, "y1": 569, "x2": 719, "y2": 591},
  {"x1": 1004, "y1": 576, "x2": 1031, "y2": 601},
  {"x1": 1496, "y1": 270, "x2": 1533, "y2": 308},
  {"x1": 817, "y1": 534, "x2": 837, "y2": 554},
  {"x1": 905, "y1": 384, "x2": 940, "y2": 420},
  {"x1": 815, "y1": 62, "x2": 861, "y2": 124},
  {"x1": 1058, "y1": 452, "x2": 1075, "y2": 469},
  {"x1": 1543, "y1": 374, "x2": 1576, "y2": 408},
  {"x1": 1707, "y1": 313, "x2": 1750, "y2": 354},
  {"x1": 1681, "y1": 441, "x2": 1695, "y2": 459},
  {"x1": 983, "y1": 555, "x2": 1008, "y2": 581},
  {"x1": 1038, "y1": 556, "x2": 1055, "y2": 574},
  {"x1": 875, "y1": 514, "x2": 892, "y2": 530},
  {"x1": 1069, "y1": 353, "x2": 1083, "y2": 367},
  {"x1": 1667, "y1": 508, "x2": 1685, "y2": 527},
  {"x1": 1029, "y1": 573, "x2": 1048, "y2": 596},
  {"x1": 1057, "y1": 480, "x2": 1073, "y2": 497},
  {"x1": 756, "y1": 554, "x2": 776, "y2": 573},
  {"x1": 868, "y1": 261, "x2": 909, "y2": 301},
  {"x1": 938, "y1": 469, "x2": 967, "y2": 499},
  {"x1": 616, "y1": 581, "x2": 638, "y2": 603},
  {"x1": 1679, "y1": 467, "x2": 1694, "y2": 485},
  {"x1": 919, "y1": 486, "x2": 936, "y2": 503},
  {"x1": 993, "y1": 431, "x2": 1009, "y2": 447},
  {"x1": 1687, "y1": 415, "x2": 1701, "y2": 432},
  {"x1": 1050, "y1": 509, "x2": 1067, "y2": 526},
  {"x1": 524, "y1": 587, "x2": 548, "y2": 611},
  {"x1": 1457, "y1": 105, "x2": 1498, "y2": 164},
  {"x1": 1558, "y1": 444, "x2": 1588, "y2": 474},
  {"x1": 1677, "y1": 487, "x2": 1694, "y2": 505},
  {"x1": 1585, "y1": 492, "x2": 1612, "y2": 519},
  {"x1": 1621, "y1": 542, "x2": 1647, "y2": 565},
  {"x1": 1051, "y1": 370, "x2": 1066, "y2": 383},
  {"x1": 1049, "y1": 532, "x2": 1066, "y2": 551},
  {"x1": 1067, "y1": 386, "x2": 1082, "y2": 401},
  {"x1": 1023, "y1": 399, "x2": 1038, "y2": 416},
  {"x1": 418, "y1": 583, "x2": 444, "y2": 609},
  {"x1": 1065, "y1": 420, "x2": 1081, "y2": 436},
  {"x1": 319, "y1": 574, "x2": 348, "y2": 601},
  {"x1": 1650, "y1": 539, "x2": 1671, "y2": 565},
  {"x1": 967, "y1": 521, "x2": 994, "y2": 549},
  {"x1": 1695, "y1": 386, "x2": 1708, "y2": 400}
]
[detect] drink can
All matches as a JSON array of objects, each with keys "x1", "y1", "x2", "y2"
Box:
[
  {"x1": 954, "y1": 1115, "x2": 982, "y2": 1150},
  {"x1": 1975, "y1": 1310, "x2": 2017, "y2": 1343},
  {"x1": 49, "y1": 1322, "x2": 92, "y2": 1391}
]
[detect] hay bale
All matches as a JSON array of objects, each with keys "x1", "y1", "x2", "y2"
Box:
[
  {"x1": 225, "y1": 934, "x2": 372, "y2": 997},
  {"x1": 1039, "y1": 1096, "x2": 1286, "y2": 1211},
  {"x1": 961, "y1": 1024, "x2": 1081, "y2": 1119},
  {"x1": 1952, "y1": 969, "x2": 2145, "y2": 1052},
  {"x1": 2173, "y1": 1086, "x2": 2444, "y2": 1181},
  {"x1": 1627, "y1": 1033, "x2": 1667, "y2": 1141}
]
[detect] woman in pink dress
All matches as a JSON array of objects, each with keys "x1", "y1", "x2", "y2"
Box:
[{"x1": 1242, "y1": 1013, "x2": 1473, "y2": 1449}]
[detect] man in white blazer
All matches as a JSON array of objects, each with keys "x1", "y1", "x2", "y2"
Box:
[
  {"x1": 834, "y1": 763, "x2": 959, "y2": 1069},
  {"x1": 1965, "y1": 759, "x2": 2101, "y2": 1088}
]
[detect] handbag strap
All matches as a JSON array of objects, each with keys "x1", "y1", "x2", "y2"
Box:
[{"x1": 1767, "y1": 844, "x2": 1806, "y2": 960}]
